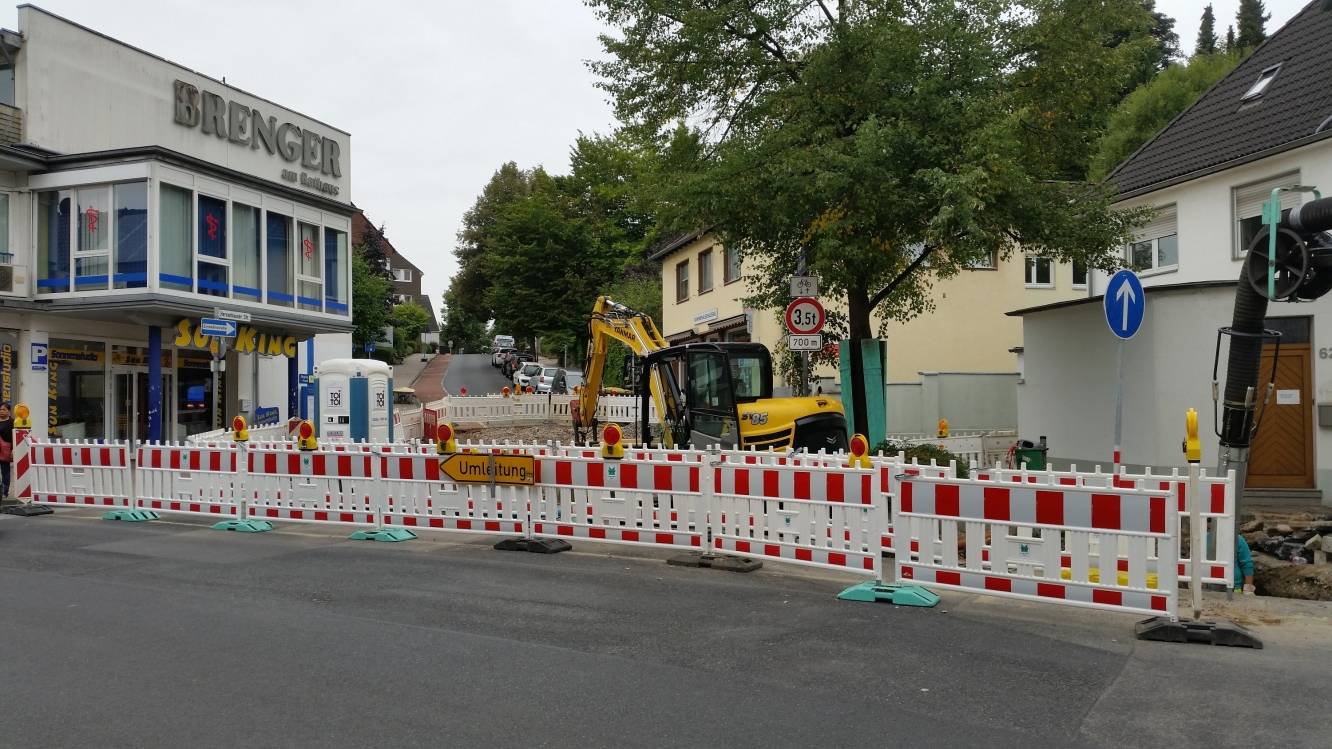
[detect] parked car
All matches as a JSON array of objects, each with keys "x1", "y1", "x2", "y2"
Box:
[
  {"x1": 514, "y1": 363, "x2": 543, "y2": 389},
  {"x1": 534, "y1": 367, "x2": 561, "y2": 394},
  {"x1": 491, "y1": 347, "x2": 516, "y2": 367}
]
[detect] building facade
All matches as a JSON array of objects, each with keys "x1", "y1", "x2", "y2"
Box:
[
  {"x1": 352, "y1": 210, "x2": 440, "y2": 348},
  {"x1": 1014, "y1": 3, "x2": 1332, "y2": 501},
  {"x1": 652, "y1": 232, "x2": 1087, "y2": 431},
  {"x1": 0, "y1": 6, "x2": 354, "y2": 441}
]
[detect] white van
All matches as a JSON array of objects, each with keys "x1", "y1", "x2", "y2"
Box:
[{"x1": 491, "y1": 335, "x2": 515, "y2": 350}]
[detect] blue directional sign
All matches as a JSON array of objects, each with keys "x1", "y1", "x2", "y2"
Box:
[
  {"x1": 364, "y1": 342, "x2": 376, "y2": 353},
  {"x1": 1104, "y1": 269, "x2": 1146, "y2": 340},
  {"x1": 199, "y1": 317, "x2": 238, "y2": 338}
]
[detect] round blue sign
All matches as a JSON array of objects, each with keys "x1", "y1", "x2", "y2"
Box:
[{"x1": 1104, "y1": 269, "x2": 1146, "y2": 340}]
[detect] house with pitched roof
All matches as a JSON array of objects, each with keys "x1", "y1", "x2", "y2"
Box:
[
  {"x1": 1012, "y1": 2, "x2": 1332, "y2": 502},
  {"x1": 352, "y1": 210, "x2": 441, "y2": 347}
]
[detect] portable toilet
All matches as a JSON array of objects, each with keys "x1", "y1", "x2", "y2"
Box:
[{"x1": 314, "y1": 358, "x2": 394, "y2": 442}]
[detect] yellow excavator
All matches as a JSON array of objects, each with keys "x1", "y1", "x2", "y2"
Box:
[{"x1": 574, "y1": 296, "x2": 849, "y2": 451}]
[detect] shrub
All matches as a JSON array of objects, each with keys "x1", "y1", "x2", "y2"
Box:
[{"x1": 873, "y1": 440, "x2": 970, "y2": 477}]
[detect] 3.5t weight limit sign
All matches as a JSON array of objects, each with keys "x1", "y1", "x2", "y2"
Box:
[{"x1": 785, "y1": 297, "x2": 825, "y2": 335}]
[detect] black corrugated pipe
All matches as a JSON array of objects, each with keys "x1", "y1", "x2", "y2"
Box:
[
  {"x1": 1219, "y1": 271, "x2": 1269, "y2": 449},
  {"x1": 1287, "y1": 196, "x2": 1332, "y2": 235}
]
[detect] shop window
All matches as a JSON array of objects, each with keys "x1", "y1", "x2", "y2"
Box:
[
  {"x1": 175, "y1": 348, "x2": 217, "y2": 438},
  {"x1": 297, "y1": 222, "x2": 322, "y2": 312},
  {"x1": 159, "y1": 183, "x2": 193, "y2": 292},
  {"x1": 49, "y1": 338, "x2": 106, "y2": 440},
  {"x1": 324, "y1": 228, "x2": 348, "y2": 314},
  {"x1": 0, "y1": 193, "x2": 10, "y2": 264},
  {"x1": 75, "y1": 187, "x2": 111, "y2": 290},
  {"x1": 232, "y1": 203, "x2": 262, "y2": 300},
  {"x1": 724, "y1": 246, "x2": 741, "y2": 285},
  {"x1": 197, "y1": 194, "x2": 228, "y2": 297},
  {"x1": 37, "y1": 190, "x2": 71, "y2": 293},
  {"x1": 266, "y1": 212, "x2": 293, "y2": 306},
  {"x1": 114, "y1": 183, "x2": 148, "y2": 288},
  {"x1": 698, "y1": 249, "x2": 714, "y2": 294}
]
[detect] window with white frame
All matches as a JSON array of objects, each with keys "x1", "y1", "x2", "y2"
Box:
[
  {"x1": 197, "y1": 194, "x2": 228, "y2": 297},
  {"x1": 1128, "y1": 204, "x2": 1178, "y2": 273},
  {"x1": 967, "y1": 250, "x2": 997, "y2": 269},
  {"x1": 232, "y1": 203, "x2": 261, "y2": 301},
  {"x1": 158, "y1": 183, "x2": 194, "y2": 293},
  {"x1": 1072, "y1": 259, "x2": 1088, "y2": 288},
  {"x1": 1024, "y1": 256, "x2": 1053, "y2": 287},
  {"x1": 1234, "y1": 173, "x2": 1301, "y2": 258},
  {"x1": 723, "y1": 245, "x2": 741, "y2": 284},
  {"x1": 76, "y1": 186, "x2": 112, "y2": 290},
  {"x1": 392, "y1": 267, "x2": 412, "y2": 282},
  {"x1": 676, "y1": 260, "x2": 689, "y2": 302},
  {"x1": 297, "y1": 221, "x2": 323, "y2": 312}
]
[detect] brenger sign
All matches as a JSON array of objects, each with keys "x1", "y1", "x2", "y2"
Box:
[{"x1": 172, "y1": 80, "x2": 342, "y2": 197}]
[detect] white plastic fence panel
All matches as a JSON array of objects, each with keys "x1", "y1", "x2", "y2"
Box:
[
  {"x1": 378, "y1": 451, "x2": 527, "y2": 536},
  {"x1": 28, "y1": 439, "x2": 132, "y2": 509},
  {"x1": 135, "y1": 442, "x2": 241, "y2": 518},
  {"x1": 242, "y1": 443, "x2": 380, "y2": 526}
]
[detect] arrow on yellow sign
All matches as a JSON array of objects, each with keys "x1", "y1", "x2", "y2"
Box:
[{"x1": 439, "y1": 453, "x2": 536, "y2": 486}]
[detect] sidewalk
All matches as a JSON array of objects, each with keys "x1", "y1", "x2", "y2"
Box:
[
  {"x1": 392, "y1": 353, "x2": 434, "y2": 388},
  {"x1": 410, "y1": 354, "x2": 451, "y2": 402}
]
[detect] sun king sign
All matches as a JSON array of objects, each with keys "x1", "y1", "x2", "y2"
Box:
[{"x1": 172, "y1": 80, "x2": 342, "y2": 197}]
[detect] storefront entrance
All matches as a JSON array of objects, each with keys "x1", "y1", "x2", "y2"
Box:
[{"x1": 111, "y1": 367, "x2": 173, "y2": 443}]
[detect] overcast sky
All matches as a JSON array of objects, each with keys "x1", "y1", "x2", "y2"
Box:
[{"x1": 2, "y1": 1, "x2": 1311, "y2": 322}]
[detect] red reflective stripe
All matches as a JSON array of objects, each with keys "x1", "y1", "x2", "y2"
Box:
[
  {"x1": 1035, "y1": 490, "x2": 1063, "y2": 525},
  {"x1": 983, "y1": 486, "x2": 1010, "y2": 521},
  {"x1": 1090, "y1": 494, "x2": 1121, "y2": 530},
  {"x1": 794, "y1": 471, "x2": 810, "y2": 500},
  {"x1": 689, "y1": 467, "x2": 699, "y2": 493},
  {"x1": 827, "y1": 472, "x2": 844, "y2": 503},
  {"x1": 654, "y1": 465, "x2": 671, "y2": 490},
  {"x1": 1036, "y1": 583, "x2": 1066, "y2": 599},
  {"x1": 1092, "y1": 589, "x2": 1123, "y2": 606},
  {"x1": 764, "y1": 544, "x2": 780, "y2": 557},
  {"x1": 984, "y1": 577, "x2": 1011, "y2": 592},
  {"x1": 655, "y1": 532, "x2": 674, "y2": 545},
  {"x1": 935, "y1": 484, "x2": 960, "y2": 517},
  {"x1": 312, "y1": 454, "x2": 326, "y2": 476},
  {"x1": 1210, "y1": 483, "x2": 1225, "y2": 513},
  {"x1": 622, "y1": 530, "x2": 639, "y2": 542},
  {"x1": 794, "y1": 548, "x2": 812, "y2": 562},
  {"x1": 899, "y1": 480, "x2": 912, "y2": 513},
  {"x1": 763, "y1": 470, "x2": 779, "y2": 498},
  {"x1": 1150, "y1": 496, "x2": 1166, "y2": 534},
  {"x1": 935, "y1": 570, "x2": 961, "y2": 586},
  {"x1": 588, "y1": 462, "x2": 604, "y2": 487},
  {"x1": 828, "y1": 552, "x2": 846, "y2": 566},
  {"x1": 735, "y1": 469, "x2": 750, "y2": 497},
  {"x1": 555, "y1": 460, "x2": 572, "y2": 486},
  {"x1": 860, "y1": 473, "x2": 872, "y2": 505}
]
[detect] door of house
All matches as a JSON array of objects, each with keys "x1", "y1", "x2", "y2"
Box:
[{"x1": 1247, "y1": 317, "x2": 1314, "y2": 489}]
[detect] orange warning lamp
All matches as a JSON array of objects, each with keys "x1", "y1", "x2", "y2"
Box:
[
  {"x1": 502, "y1": 386, "x2": 511, "y2": 398},
  {"x1": 13, "y1": 402, "x2": 30, "y2": 429},
  {"x1": 297, "y1": 419, "x2": 318, "y2": 451},
  {"x1": 847, "y1": 433, "x2": 872, "y2": 469},
  {"x1": 232, "y1": 415, "x2": 250, "y2": 442},
  {"x1": 435, "y1": 422, "x2": 457, "y2": 455},
  {"x1": 601, "y1": 423, "x2": 625, "y2": 460},
  {"x1": 525, "y1": 385, "x2": 535, "y2": 394},
  {"x1": 459, "y1": 386, "x2": 468, "y2": 397}
]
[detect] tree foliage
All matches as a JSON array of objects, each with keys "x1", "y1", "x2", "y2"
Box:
[
  {"x1": 387, "y1": 300, "x2": 431, "y2": 360},
  {"x1": 1235, "y1": 0, "x2": 1269, "y2": 51},
  {"x1": 351, "y1": 249, "x2": 392, "y2": 355},
  {"x1": 587, "y1": 0, "x2": 1152, "y2": 430},
  {"x1": 357, "y1": 222, "x2": 393, "y2": 279},
  {"x1": 1196, "y1": 4, "x2": 1217, "y2": 55},
  {"x1": 1090, "y1": 52, "x2": 1240, "y2": 181}
]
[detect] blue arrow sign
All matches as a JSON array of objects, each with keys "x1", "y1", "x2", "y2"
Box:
[
  {"x1": 1104, "y1": 269, "x2": 1146, "y2": 340},
  {"x1": 199, "y1": 317, "x2": 238, "y2": 338}
]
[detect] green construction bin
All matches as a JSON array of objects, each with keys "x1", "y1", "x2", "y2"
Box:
[{"x1": 1014, "y1": 438, "x2": 1048, "y2": 470}]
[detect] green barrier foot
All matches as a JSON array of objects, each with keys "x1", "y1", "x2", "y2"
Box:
[
  {"x1": 349, "y1": 528, "x2": 417, "y2": 542},
  {"x1": 837, "y1": 581, "x2": 939, "y2": 607},
  {"x1": 212, "y1": 519, "x2": 274, "y2": 533},
  {"x1": 102, "y1": 509, "x2": 159, "y2": 522}
]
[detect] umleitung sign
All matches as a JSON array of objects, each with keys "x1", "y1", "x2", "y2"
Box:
[{"x1": 440, "y1": 454, "x2": 536, "y2": 486}]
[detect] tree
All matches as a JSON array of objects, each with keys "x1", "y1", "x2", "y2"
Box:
[
  {"x1": 388, "y1": 300, "x2": 431, "y2": 361},
  {"x1": 1235, "y1": 0, "x2": 1269, "y2": 50},
  {"x1": 1143, "y1": 1, "x2": 1181, "y2": 73},
  {"x1": 1196, "y1": 4, "x2": 1217, "y2": 55},
  {"x1": 440, "y1": 286, "x2": 489, "y2": 353},
  {"x1": 587, "y1": 0, "x2": 1150, "y2": 433},
  {"x1": 357, "y1": 221, "x2": 393, "y2": 279},
  {"x1": 1090, "y1": 52, "x2": 1240, "y2": 180},
  {"x1": 351, "y1": 250, "x2": 392, "y2": 355},
  {"x1": 1225, "y1": 25, "x2": 1236, "y2": 52}
]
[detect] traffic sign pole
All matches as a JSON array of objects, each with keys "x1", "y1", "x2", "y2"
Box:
[
  {"x1": 1114, "y1": 340, "x2": 1124, "y2": 473},
  {"x1": 1103, "y1": 269, "x2": 1145, "y2": 473}
]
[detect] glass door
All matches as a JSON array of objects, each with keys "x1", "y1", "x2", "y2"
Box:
[{"x1": 111, "y1": 369, "x2": 172, "y2": 443}]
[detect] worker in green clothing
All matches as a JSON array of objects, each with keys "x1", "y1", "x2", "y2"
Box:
[{"x1": 1235, "y1": 535, "x2": 1256, "y2": 594}]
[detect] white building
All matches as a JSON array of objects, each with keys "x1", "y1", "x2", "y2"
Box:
[
  {"x1": 0, "y1": 6, "x2": 354, "y2": 441},
  {"x1": 1015, "y1": 3, "x2": 1332, "y2": 503}
]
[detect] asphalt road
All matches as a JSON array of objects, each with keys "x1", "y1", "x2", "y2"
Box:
[
  {"x1": 443, "y1": 352, "x2": 517, "y2": 396},
  {"x1": 2, "y1": 511, "x2": 1328, "y2": 749}
]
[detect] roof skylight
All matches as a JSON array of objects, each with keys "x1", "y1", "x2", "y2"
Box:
[{"x1": 1241, "y1": 64, "x2": 1282, "y2": 102}]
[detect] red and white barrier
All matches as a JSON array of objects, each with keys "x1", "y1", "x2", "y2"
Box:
[
  {"x1": 379, "y1": 451, "x2": 527, "y2": 536},
  {"x1": 242, "y1": 442, "x2": 378, "y2": 526},
  {"x1": 895, "y1": 474, "x2": 1177, "y2": 618},
  {"x1": 26, "y1": 440, "x2": 131, "y2": 509},
  {"x1": 135, "y1": 443, "x2": 242, "y2": 518}
]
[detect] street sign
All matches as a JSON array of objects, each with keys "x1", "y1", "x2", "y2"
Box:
[
  {"x1": 199, "y1": 317, "x2": 238, "y2": 338},
  {"x1": 298, "y1": 373, "x2": 312, "y2": 385},
  {"x1": 788, "y1": 334, "x2": 823, "y2": 352},
  {"x1": 784, "y1": 297, "x2": 825, "y2": 335},
  {"x1": 790, "y1": 276, "x2": 819, "y2": 297},
  {"x1": 365, "y1": 342, "x2": 376, "y2": 353},
  {"x1": 440, "y1": 453, "x2": 536, "y2": 485},
  {"x1": 1104, "y1": 269, "x2": 1146, "y2": 340},
  {"x1": 214, "y1": 308, "x2": 251, "y2": 323}
]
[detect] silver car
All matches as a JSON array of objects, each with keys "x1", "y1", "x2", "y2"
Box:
[{"x1": 514, "y1": 362, "x2": 542, "y2": 389}]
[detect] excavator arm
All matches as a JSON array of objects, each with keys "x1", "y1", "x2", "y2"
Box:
[{"x1": 576, "y1": 296, "x2": 676, "y2": 445}]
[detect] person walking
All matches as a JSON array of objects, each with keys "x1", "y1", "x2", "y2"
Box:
[{"x1": 0, "y1": 402, "x2": 13, "y2": 500}]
